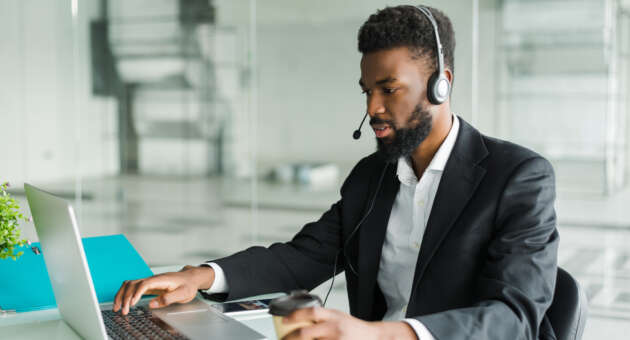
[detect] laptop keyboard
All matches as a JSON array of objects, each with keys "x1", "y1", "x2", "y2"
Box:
[{"x1": 102, "y1": 306, "x2": 190, "y2": 340}]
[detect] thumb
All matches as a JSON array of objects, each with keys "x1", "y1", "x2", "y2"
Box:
[{"x1": 149, "y1": 287, "x2": 194, "y2": 309}]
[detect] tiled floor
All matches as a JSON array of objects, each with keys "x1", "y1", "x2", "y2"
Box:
[{"x1": 10, "y1": 174, "x2": 630, "y2": 339}]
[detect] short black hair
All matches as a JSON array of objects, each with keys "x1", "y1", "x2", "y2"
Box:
[{"x1": 358, "y1": 5, "x2": 455, "y2": 75}]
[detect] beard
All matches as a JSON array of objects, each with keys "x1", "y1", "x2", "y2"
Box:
[{"x1": 373, "y1": 104, "x2": 432, "y2": 163}]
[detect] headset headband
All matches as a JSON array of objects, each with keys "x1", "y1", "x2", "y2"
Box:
[{"x1": 416, "y1": 6, "x2": 445, "y2": 75}]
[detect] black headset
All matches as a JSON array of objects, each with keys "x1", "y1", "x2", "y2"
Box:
[{"x1": 352, "y1": 5, "x2": 450, "y2": 140}]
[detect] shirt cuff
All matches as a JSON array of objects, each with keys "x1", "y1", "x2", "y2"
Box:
[
  {"x1": 199, "y1": 262, "x2": 229, "y2": 293},
  {"x1": 403, "y1": 318, "x2": 435, "y2": 340}
]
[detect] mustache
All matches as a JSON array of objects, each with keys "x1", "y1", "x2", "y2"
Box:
[{"x1": 369, "y1": 117, "x2": 394, "y2": 126}]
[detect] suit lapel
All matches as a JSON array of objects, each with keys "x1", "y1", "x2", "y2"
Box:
[
  {"x1": 410, "y1": 119, "x2": 488, "y2": 293},
  {"x1": 356, "y1": 162, "x2": 399, "y2": 320}
]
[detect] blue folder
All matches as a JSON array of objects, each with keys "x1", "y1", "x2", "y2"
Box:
[{"x1": 0, "y1": 234, "x2": 153, "y2": 312}]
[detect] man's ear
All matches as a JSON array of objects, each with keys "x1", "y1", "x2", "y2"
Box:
[{"x1": 444, "y1": 68, "x2": 453, "y2": 84}]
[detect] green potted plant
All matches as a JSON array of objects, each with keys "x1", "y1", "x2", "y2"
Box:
[{"x1": 0, "y1": 182, "x2": 29, "y2": 260}]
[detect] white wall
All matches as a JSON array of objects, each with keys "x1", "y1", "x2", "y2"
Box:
[
  {"x1": 215, "y1": 0, "x2": 478, "y2": 172},
  {"x1": 0, "y1": 0, "x2": 118, "y2": 185}
]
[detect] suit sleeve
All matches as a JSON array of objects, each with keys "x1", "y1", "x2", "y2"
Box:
[
  {"x1": 415, "y1": 157, "x2": 559, "y2": 340},
  {"x1": 203, "y1": 159, "x2": 368, "y2": 301}
]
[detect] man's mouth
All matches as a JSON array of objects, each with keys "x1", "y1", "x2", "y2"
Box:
[{"x1": 372, "y1": 124, "x2": 391, "y2": 138}]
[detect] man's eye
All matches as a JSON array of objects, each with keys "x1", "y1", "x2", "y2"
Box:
[{"x1": 384, "y1": 88, "x2": 397, "y2": 94}]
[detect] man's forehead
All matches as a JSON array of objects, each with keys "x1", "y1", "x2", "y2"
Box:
[{"x1": 360, "y1": 47, "x2": 426, "y2": 85}]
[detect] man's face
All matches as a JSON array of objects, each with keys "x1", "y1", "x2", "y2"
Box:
[{"x1": 359, "y1": 47, "x2": 434, "y2": 162}]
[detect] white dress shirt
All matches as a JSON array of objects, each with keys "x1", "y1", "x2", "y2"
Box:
[
  {"x1": 202, "y1": 115, "x2": 460, "y2": 340},
  {"x1": 379, "y1": 114, "x2": 459, "y2": 340}
]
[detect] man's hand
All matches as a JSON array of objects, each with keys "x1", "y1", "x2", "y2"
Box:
[
  {"x1": 282, "y1": 307, "x2": 417, "y2": 340},
  {"x1": 113, "y1": 265, "x2": 214, "y2": 315}
]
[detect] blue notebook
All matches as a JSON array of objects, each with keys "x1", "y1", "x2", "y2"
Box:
[{"x1": 0, "y1": 234, "x2": 153, "y2": 312}]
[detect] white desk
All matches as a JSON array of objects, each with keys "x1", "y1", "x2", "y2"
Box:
[{"x1": 0, "y1": 265, "x2": 280, "y2": 340}]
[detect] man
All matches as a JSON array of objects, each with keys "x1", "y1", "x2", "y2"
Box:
[{"x1": 114, "y1": 5, "x2": 558, "y2": 340}]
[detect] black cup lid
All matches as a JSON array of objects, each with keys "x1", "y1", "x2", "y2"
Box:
[{"x1": 268, "y1": 290, "x2": 322, "y2": 316}]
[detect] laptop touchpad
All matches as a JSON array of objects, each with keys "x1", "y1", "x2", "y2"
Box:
[
  {"x1": 164, "y1": 310, "x2": 228, "y2": 325},
  {"x1": 153, "y1": 300, "x2": 228, "y2": 324},
  {"x1": 161, "y1": 301, "x2": 213, "y2": 315},
  {"x1": 164, "y1": 311, "x2": 265, "y2": 340}
]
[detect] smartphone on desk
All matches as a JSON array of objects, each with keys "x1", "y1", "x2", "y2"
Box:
[{"x1": 211, "y1": 299, "x2": 273, "y2": 316}]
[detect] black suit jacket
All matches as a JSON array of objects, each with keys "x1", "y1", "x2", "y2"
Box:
[{"x1": 210, "y1": 118, "x2": 559, "y2": 340}]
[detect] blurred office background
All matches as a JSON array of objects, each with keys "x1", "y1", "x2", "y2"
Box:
[{"x1": 1, "y1": 0, "x2": 629, "y2": 338}]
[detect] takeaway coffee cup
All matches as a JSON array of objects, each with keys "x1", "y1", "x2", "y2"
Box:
[{"x1": 268, "y1": 290, "x2": 323, "y2": 339}]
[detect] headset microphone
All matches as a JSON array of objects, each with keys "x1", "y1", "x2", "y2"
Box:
[{"x1": 352, "y1": 112, "x2": 369, "y2": 140}]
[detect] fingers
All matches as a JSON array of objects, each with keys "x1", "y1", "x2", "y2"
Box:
[
  {"x1": 114, "y1": 279, "x2": 140, "y2": 313},
  {"x1": 282, "y1": 308, "x2": 341, "y2": 340},
  {"x1": 129, "y1": 280, "x2": 159, "y2": 308},
  {"x1": 112, "y1": 271, "x2": 200, "y2": 315},
  {"x1": 113, "y1": 274, "x2": 175, "y2": 315},
  {"x1": 283, "y1": 322, "x2": 335, "y2": 340},
  {"x1": 149, "y1": 286, "x2": 196, "y2": 309},
  {"x1": 113, "y1": 280, "x2": 129, "y2": 312},
  {"x1": 283, "y1": 306, "x2": 335, "y2": 324},
  {"x1": 121, "y1": 280, "x2": 141, "y2": 315},
  {"x1": 145, "y1": 288, "x2": 169, "y2": 295}
]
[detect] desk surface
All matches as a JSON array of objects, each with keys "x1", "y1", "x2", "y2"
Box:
[{"x1": 0, "y1": 265, "x2": 280, "y2": 340}]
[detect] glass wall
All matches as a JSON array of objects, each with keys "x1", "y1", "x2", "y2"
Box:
[
  {"x1": 1, "y1": 0, "x2": 629, "y2": 337},
  {"x1": 481, "y1": 0, "x2": 630, "y2": 335},
  {"x1": 494, "y1": 0, "x2": 628, "y2": 196}
]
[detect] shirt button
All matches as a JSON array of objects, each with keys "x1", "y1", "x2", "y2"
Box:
[
  {"x1": 413, "y1": 242, "x2": 421, "y2": 249},
  {"x1": 418, "y1": 200, "x2": 425, "y2": 206},
  {"x1": 402, "y1": 304, "x2": 408, "y2": 314}
]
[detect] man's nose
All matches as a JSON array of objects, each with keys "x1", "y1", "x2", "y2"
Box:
[{"x1": 367, "y1": 93, "x2": 386, "y2": 117}]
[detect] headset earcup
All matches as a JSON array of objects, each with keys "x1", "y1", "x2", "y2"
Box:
[{"x1": 427, "y1": 71, "x2": 450, "y2": 105}]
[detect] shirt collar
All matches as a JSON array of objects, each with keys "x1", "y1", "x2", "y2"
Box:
[{"x1": 396, "y1": 114, "x2": 460, "y2": 184}]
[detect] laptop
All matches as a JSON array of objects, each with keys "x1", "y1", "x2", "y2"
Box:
[{"x1": 24, "y1": 183, "x2": 266, "y2": 340}]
